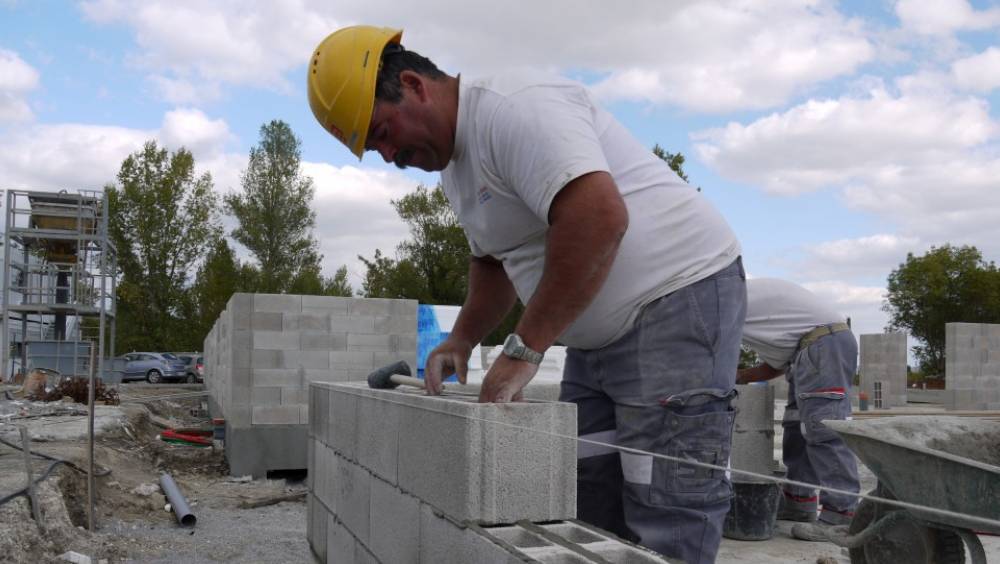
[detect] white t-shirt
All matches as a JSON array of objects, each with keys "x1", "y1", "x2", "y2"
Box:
[
  {"x1": 441, "y1": 71, "x2": 741, "y2": 350},
  {"x1": 743, "y1": 278, "x2": 847, "y2": 370},
  {"x1": 442, "y1": 73, "x2": 740, "y2": 349}
]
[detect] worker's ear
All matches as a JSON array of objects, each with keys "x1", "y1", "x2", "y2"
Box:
[{"x1": 399, "y1": 70, "x2": 427, "y2": 102}]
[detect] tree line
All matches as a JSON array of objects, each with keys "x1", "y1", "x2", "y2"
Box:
[
  {"x1": 110, "y1": 121, "x2": 997, "y2": 380},
  {"x1": 106, "y1": 130, "x2": 698, "y2": 354}
]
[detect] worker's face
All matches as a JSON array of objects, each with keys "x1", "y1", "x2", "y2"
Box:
[{"x1": 365, "y1": 73, "x2": 451, "y2": 172}]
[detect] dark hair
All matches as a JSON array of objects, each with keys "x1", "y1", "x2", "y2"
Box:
[{"x1": 374, "y1": 44, "x2": 446, "y2": 103}]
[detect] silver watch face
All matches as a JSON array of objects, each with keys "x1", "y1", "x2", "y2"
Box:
[{"x1": 503, "y1": 334, "x2": 541, "y2": 364}]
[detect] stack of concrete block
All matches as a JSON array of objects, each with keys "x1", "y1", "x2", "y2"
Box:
[
  {"x1": 307, "y1": 381, "x2": 673, "y2": 563},
  {"x1": 945, "y1": 323, "x2": 1000, "y2": 410},
  {"x1": 859, "y1": 332, "x2": 907, "y2": 408},
  {"x1": 203, "y1": 293, "x2": 417, "y2": 477},
  {"x1": 731, "y1": 384, "x2": 776, "y2": 481}
]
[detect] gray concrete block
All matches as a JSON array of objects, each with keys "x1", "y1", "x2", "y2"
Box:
[
  {"x1": 323, "y1": 382, "x2": 359, "y2": 460},
  {"x1": 731, "y1": 384, "x2": 775, "y2": 480},
  {"x1": 330, "y1": 315, "x2": 376, "y2": 334},
  {"x1": 252, "y1": 405, "x2": 301, "y2": 425},
  {"x1": 332, "y1": 454, "x2": 372, "y2": 546},
  {"x1": 252, "y1": 350, "x2": 284, "y2": 369},
  {"x1": 326, "y1": 383, "x2": 576, "y2": 524},
  {"x1": 285, "y1": 312, "x2": 330, "y2": 332},
  {"x1": 348, "y1": 333, "x2": 394, "y2": 351},
  {"x1": 348, "y1": 298, "x2": 416, "y2": 317},
  {"x1": 331, "y1": 350, "x2": 376, "y2": 369},
  {"x1": 418, "y1": 503, "x2": 513, "y2": 564},
  {"x1": 369, "y1": 477, "x2": 420, "y2": 564},
  {"x1": 282, "y1": 387, "x2": 307, "y2": 405},
  {"x1": 356, "y1": 393, "x2": 400, "y2": 483},
  {"x1": 251, "y1": 386, "x2": 281, "y2": 405},
  {"x1": 283, "y1": 350, "x2": 331, "y2": 370},
  {"x1": 251, "y1": 312, "x2": 284, "y2": 331},
  {"x1": 225, "y1": 424, "x2": 308, "y2": 477},
  {"x1": 301, "y1": 332, "x2": 337, "y2": 351},
  {"x1": 393, "y1": 334, "x2": 418, "y2": 353},
  {"x1": 326, "y1": 514, "x2": 355, "y2": 564},
  {"x1": 231, "y1": 330, "x2": 251, "y2": 352},
  {"x1": 252, "y1": 368, "x2": 299, "y2": 387},
  {"x1": 354, "y1": 543, "x2": 379, "y2": 564},
  {"x1": 308, "y1": 492, "x2": 327, "y2": 563},
  {"x1": 304, "y1": 295, "x2": 351, "y2": 314},
  {"x1": 255, "y1": 293, "x2": 303, "y2": 313},
  {"x1": 253, "y1": 330, "x2": 301, "y2": 351},
  {"x1": 373, "y1": 315, "x2": 418, "y2": 335}
]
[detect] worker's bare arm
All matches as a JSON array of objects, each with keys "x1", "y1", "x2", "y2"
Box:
[
  {"x1": 424, "y1": 255, "x2": 517, "y2": 395},
  {"x1": 736, "y1": 362, "x2": 785, "y2": 385},
  {"x1": 478, "y1": 171, "x2": 628, "y2": 402}
]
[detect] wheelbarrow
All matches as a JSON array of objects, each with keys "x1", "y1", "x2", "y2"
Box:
[{"x1": 823, "y1": 416, "x2": 1000, "y2": 564}]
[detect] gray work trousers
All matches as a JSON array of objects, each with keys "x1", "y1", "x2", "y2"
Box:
[
  {"x1": 561, "y1": 258, "x2": 746, "y2": 564},
  {"x1": 781, "y1": 328, "x2": 861, "y2": 524}
]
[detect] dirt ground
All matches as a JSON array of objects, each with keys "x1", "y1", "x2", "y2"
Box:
[{"x1": 0, "y1": 383, "x2": 314, "y2": 564}]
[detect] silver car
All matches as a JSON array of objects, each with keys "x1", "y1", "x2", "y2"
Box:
[{"x1": 119, "y1": 352, "x2": 188, "y2": 383}]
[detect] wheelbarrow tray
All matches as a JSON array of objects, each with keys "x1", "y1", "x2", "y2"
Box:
[{"x1": 825, "y1": 416, "x2": 1000, "y2": 534}]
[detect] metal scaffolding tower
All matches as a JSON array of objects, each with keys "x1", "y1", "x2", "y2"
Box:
[{"x1": 1, "y1": 189, "x2": 117, "y2": 382}]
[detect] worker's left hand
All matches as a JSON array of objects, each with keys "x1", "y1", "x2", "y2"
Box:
[{"x1": 478, "y1": 354, "x2": 539, "y2": 403}]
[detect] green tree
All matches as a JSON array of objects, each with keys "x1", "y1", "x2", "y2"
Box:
[
  {"x1": 325, "y1": 266, "x2": 355, "y2": 297},
  {"x1": 190, "y1": 238, "x2": 247, "y2": 340},
  {"x1": 108, "y1": 140, "x2": 221, "y2": 352},
  {"x1": 225, "y1": 120, "x2": 321, "y2": 293},
  {"x1": 359, "y1": 184, "x2": 468, "y2": 304},
  {"x1": 884, "y1": 244, "x2": 1000, "y2": 376}
]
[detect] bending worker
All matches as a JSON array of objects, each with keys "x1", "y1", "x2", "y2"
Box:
[
  {"x1": 738, "y1": 277, "x2": 860, "y2": 541},
  {"x1": 308, "y1": 26, "x2": 745, "y2": 563}
]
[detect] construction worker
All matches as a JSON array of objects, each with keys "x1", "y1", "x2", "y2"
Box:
[
  {"x1": 308, "y1": 26, "x2": 745, "y2": 564},
  {"x1": 738, "y1": 278, "x2": 860, "y2": 541}
]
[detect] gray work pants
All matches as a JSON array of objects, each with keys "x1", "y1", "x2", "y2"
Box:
[
  {"x1": 561, "y1": 258, "x2": 746, "y2": 564},
  {"x1": 781, "y1": 328, "x2": 861, "y2": 524}
]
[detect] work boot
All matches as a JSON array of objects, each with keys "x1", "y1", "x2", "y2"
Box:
[
  {"x1": 776, "y1": 492, "x2": 818, "y2": 522},
  {"x1": 790, "y1": 508, "x2": 853, "y2": 542}
]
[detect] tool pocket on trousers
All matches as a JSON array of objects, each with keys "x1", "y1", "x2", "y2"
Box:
[
  {"x1": 651, "y1": 389, "x2": 736, "y2": 504},
  {"x1": 798, "y1": 395, "x2": 847, "y2": 444}
]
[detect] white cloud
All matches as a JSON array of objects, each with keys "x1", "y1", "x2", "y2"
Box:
[
  {"x1": 953, "y1": 47, "x2": 1000, "y2": 93},
  {"x1": 796, "y1": 234, "x2": 923, "y2": 280},
  {"x1": 159, "y1": 108, "x2": 233, "y2": 158},
  {"x1": 895, "y1": 0, "x2": 1000, "y2": 36},
  {"x1": 800, "y1": 280, "x2": 888, "y2": 338},
  {"x1": 79, "y1": 0, "x2": 342, "y2": 102},
  {"x1": 0, "y1": 110, "x2": 419, "y2": 288},
  {"x1": 694, "y1": 87, "x2": 996, "y2": 195},
  {"x1": 302, "y1": 163, "x2": 420, "y2": 288},
  {"x1": 77, "y1": 0, "x2": 873, "y2": 113},
  {"x1": 0, "y1": 48, "x2": 40, "y2": 122},
  {"x1": 0, "y1": 109, "x2": 233, "y2": 190},
  {"x1": 585, "y1": 1, "x2": 873, "y2": 112}
]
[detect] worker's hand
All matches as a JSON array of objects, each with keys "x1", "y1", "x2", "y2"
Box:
[
  {"x1": 424, "y1": 338, "x2": 472, "y2": 395},
  {"x1": 478, "y1": 354, "x2": 539, "y2": 403}
]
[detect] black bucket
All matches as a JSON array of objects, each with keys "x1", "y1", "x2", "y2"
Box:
[{"x1": 723, "y1": 482, "x2": 780, "y2": 540}]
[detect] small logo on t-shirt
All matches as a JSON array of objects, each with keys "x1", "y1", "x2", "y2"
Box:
[{"x1": 477, "y1": 186, "x2": 492, "y2": 204}]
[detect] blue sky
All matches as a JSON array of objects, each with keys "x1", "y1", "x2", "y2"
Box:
[{"x1": 2, "y1": 0, "x2": 999, "y2": 345}]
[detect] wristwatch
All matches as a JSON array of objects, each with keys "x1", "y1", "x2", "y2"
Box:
[{"x1": 502, "y1": 334, "x2": 544, "y2": 365}]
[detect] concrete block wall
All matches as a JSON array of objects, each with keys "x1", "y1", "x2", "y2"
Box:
[
  {"x1": 731, "y1": 384, "x2": 775, "y2": 481},
  {"x1": 945, "y1": 323, "x2": 1000, "y2": 410},
  {"x1": 859, "y1": 332, "x2": 907, "y2": 408},
  {"x1": 307, "y1": 381, "x2": 672, "y2": 563},
  {"x1": 203, "y1": 293, "x2": 417, "y2": 476}
]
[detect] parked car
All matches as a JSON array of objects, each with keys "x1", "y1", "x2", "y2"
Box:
[
  {"x1": 174, "y1": 352, "x2": 204, "y2": 384},
  {"x1": 117, "y1": 352, "x2": 189, "y2": 383}
]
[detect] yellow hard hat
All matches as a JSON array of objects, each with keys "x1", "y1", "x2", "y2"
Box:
[{"x1": 308, "y1": 26, "x2": 403, "y2": 159}]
